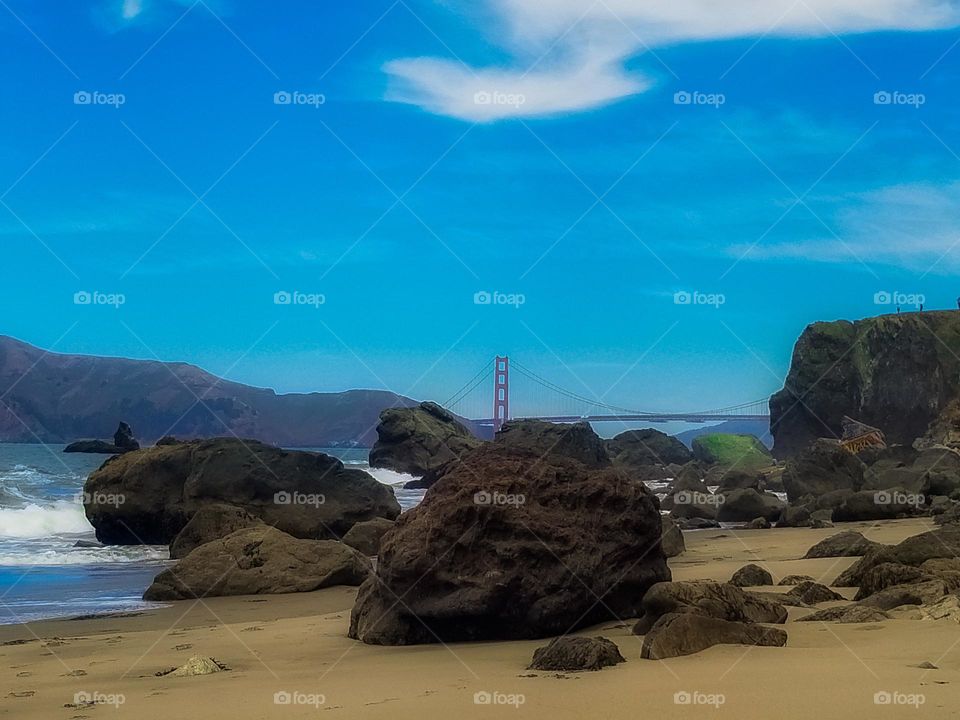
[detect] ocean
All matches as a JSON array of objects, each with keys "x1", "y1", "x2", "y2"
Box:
[{"x1": 0, "y1": 444, "x2": 425, "y2": 625}]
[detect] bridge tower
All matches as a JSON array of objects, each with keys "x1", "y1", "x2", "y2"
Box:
[{"x1": 493, "y1": 356, "x2": 509, "y2": 433}]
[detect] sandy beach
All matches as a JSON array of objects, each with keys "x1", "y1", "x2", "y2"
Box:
[{"x1": 2, "y1": 518, "x2": 956, "y2": 719}]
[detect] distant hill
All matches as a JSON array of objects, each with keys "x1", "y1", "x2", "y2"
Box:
[
  {"x1": 674, "y1": 420, "x2": 772, "y2": 449},
  {"x1": 0, "y1": 335, "x2": 419, "y2": 447}
]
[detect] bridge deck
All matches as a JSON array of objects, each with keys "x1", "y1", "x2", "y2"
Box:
[{"x1": 472, "y1": 414, "x2": 770, "y2": 426}]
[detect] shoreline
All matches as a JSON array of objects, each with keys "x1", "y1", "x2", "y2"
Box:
[{"x1": 2, "y1": 518, "x2": 954, "y2": 719}]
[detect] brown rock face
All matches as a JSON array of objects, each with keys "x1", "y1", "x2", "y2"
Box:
[
  {"x1": 84, "y1": 438, "x2": 400, "y2": 545},
  {"x1": 632, "y1": 580, "x2": 787, "y2": 634},
  {"x1": 368, "y1": 402, "x2": 481, "y2": 477},
  {"x1": 143, "y1": 526, "x2": 372, "y2": 600},
  {"x1": 529, "y1": 637, "x2": 625, "y2": 671},
  {"x1": 641, "y1": 613, "x2": 787, "y2": 660},
  {"x1": 349, "y1": 441, "x2": 670, "y2": 645},
  {"x1": 169, "y1": 504, "x2": 263, "y2": 560}
]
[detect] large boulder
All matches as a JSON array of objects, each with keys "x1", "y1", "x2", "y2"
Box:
[
  {"x1": 770, "y1": 312, "x2": 960, "y2": 457},
  {"x1": 529, "y1": 637, "x2": 625, "y2": 672},
  {"x1": 494, "y1": 420, "x2": 610, "y2": 468},
  {"x1": 632, "y1": 580, "x2": 787, "y2": 634},
  {"x1": 83, "y1": 438, "x2": 400, "y2": 545},
  {"x1": 341, "y1": 517, "x2": 395, "y2": 556},
  {"x1": 853, "y1": 563, "x2": 929, "y2": 600},
  {"x1": 785, "y1": 581, "x2": 844, "y2": 604},
  {"x1": 640, "y1": 613, "x2": 787, "y2": 660},
  {"x1": 857, "y1": 579, "x2": 947, "y2": 610},
  {"x1": 833, "y1": 526, "x2": 960, "y2": 586},
  {"x1": 803, "y1": 531, "x2": 883, "y2": 559},
  {"x1": 169, "y1": 503, "x2": 263, "y2": 560},
  {"x1": 716, "y1": 489, "x2": 785, "y2": 522},
  {"x1": 831, "y1": 489, "x2": 923, "y2": 522},
  {"x1": 606, "y1": 428, "x2": 692, "y2": 469},
  {"x1": 349, "y1": 439, "x2": 670, "y2": 645},
  {"x1": 661, "y1": 516, "x2": 685, "y2": 558},
  {"x1": 797, "y1": 605, "x2": 890, "y2": 623},
  {"x1": 368, "y1": 402, "x2": 481, "y2": 477},
  {"x1": 64, "y1": 421, "x2": 140, "y2": 455},
  {"x1": 691, "y1": 433, "x2": 773, "y2": 470},
  {"x1": 729, "y1": 564, "x2": 773, "y2": 587},
  {"x1": 667, "y1": 490, "x2": 721, "y2": 521},
  {"x1": 667, "y1": 462, "x2": 710, "y2": 494},
  {"x1": 143, "y1": 526, "x2": 371, "y2": 600},
  {"x1": 714, "y1": 469, "x2": 763, "y2": 493},
  {"x1": 782, "y1": 439, "x2": 865, "y2": 503}
]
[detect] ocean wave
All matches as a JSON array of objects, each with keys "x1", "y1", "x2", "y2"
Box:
[
  {"x1": 0, "y1": 501, "x2": 93, "y2": 538},
  {"x1": 366, "y1": 467, "x2": 422, "y2": 488},
  {"x1": 0, "y1": 544, "x2": 170, "y2": 566}
]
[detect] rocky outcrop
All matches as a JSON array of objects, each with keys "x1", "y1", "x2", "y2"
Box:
[
  {"x1": 640, "y1": 613, "x2": 787, "y2": 660},
  {"x1": 717, "y1": 489, "x2": 785, "y2": 522},
  {"x1": 494, "y1": 420, "x2": 610, "y2": 468},
  {"x1": 785, "y1": 581, "x2": 844, "y2": 604},
  {"x1": 782, "y1": 439, "x2": 865, "y2": 502},
  {"x1": 797, "y1": 605, "x2": 889, "y2": 623},
  {"x1": 632, "y1": 580, "x2": 787, "y2": 634},
  {"x1": 529, "y1": 637, "x2": 625, "y2": 671},
  {"x1": 661, "y1": 516, "x2": 685, "y2": 558},
  {"x1": 169, "y1": 504, "x2": 263, "y2": 560},
  {"x1": 833, "y1": 526, "x2": 960, "y2": 586},
  {"x1": 341, "y1": 517, "x2": 395, "y2": 556},
  {"x1": 606, "y1": 428, "x2": 692, "y2": 470},
  {"x1": 349, "y1": 436, "x2": 670, "y2": 645},
  {"x1": 771, "y1": 312, "x2": 960, "y2": 457},
  {"x1": 730, "y1": 564, "x2": 773, "y2": 587},
  {"x1": 368, "y1": 402, "x2": 481, "y2": 477},
  {"x1": 692, "y1": 433, "x2": 773, "y2": 470},
  {"x1": 84, "y1": 438, "x2": 400, "y2": 545},
  {"x1": 803, "y1": 531, "x2": 884, "y2": 559},
  {"x1": 831, "y1": 489, "x2": 923, "y2": 522},
  {"x1": 143, "y1": 527, "x2": 371, "y2": 600},
  {"x1": 64, "y1": 422, "x2": 140, "y2": 454}
]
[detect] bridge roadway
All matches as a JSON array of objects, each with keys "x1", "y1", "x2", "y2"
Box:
[{"x1": 473, "y1": 413, "x2": 770, "y2": 427}]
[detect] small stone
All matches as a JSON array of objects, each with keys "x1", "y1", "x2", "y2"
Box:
[{"x1": 169, "y1": 655, "x2": 227, "y2": 677}]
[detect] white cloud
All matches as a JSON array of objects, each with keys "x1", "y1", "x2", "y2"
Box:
[
  {"x1": 728, "y1": 181, "x2": 960, "y2": 273},
  {"x1": 386, "y1": 0, "x2": 960, "y2": 121},
  {"x1": 121, "y1": 0, "x2": 143, "y2": 20}
]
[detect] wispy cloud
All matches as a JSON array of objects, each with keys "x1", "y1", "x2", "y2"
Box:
[{"x1": 386, "y1": 0, "x2": 960, "y2": 121}]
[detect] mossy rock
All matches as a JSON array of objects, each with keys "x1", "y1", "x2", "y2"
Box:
[{"x1": 691, "y1": 433, "x2": 772, "y2": 471}]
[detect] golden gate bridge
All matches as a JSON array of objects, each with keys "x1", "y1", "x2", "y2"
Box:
[{"x1": 443, "y1": 356, "x2": 770, "y2": 432}]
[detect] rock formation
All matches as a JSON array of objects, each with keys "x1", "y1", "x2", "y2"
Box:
[{"x1": 64, "y1": 422, "x2": 140, "y2": 454}]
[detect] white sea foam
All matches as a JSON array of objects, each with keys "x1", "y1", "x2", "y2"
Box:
[
  {"x1": 0, "y1": 501, "x2": 93, "y2": 538},
  {"x1": 366, "y1": 467, "x2": 422, "y2": 488}
]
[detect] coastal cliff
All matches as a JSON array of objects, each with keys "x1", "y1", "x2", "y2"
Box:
[{"x1": 770, "y1": 311, "x2": 960, "y2": 457}]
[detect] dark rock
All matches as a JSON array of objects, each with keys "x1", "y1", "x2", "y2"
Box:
[
  {"x1": 857, "y1": 579, "x2": 947, "y2": 610},
  {"x1": 661, "y1": 516, "x2": 685, "y2": 558},
  {"x1": 169, "y1": 504, "x2": 263, "y2": 560},
  {"x1": 341, "y1": 517, "x2": 395, "y2": 556},
  {"x1": 73, "y1": 540, "x2": 103, "y2": 549},
  {"x1": 717, "y1": 489, "x2": 785, "y2": 522},
  {"x1": 632, "y1": 580, "x2": 786, "y2": 634},
  {"x1": 782, "y1": 439, "x2": 865, "y2": 503},
  {"x1": 778, "y1": 575, "x2": 815, "y2": 586},
  {"x1": 746, "y1": 517, "x2": 772, "y2": 529},
  {"x1": 113, "y1": 422, "x2": 139, "y2": 451},
  {"x1": 785, "y1": 581, "x2": 844, "y2": 604},
  {"x1": 797, "y1": 605, "x2": 890, "y2": 623},
  {"x1": 606, "y1": 428, "x2": 692, "y2": 469},
  {"x1": 65, "y1": 422, "x2": 140, "y2": 454},
  {"x1": 640, "y1": 613, "x2": 787, "y2": 660},
  {"x1": 730, "y1": 564, "x2": 773, "y2": 587},
  {"x1": 495, "y1": 420, "x2": 610, "y2": 468},
  {"x1": 854, "y1": 563, "x2": 930, "y2": 600},
  {"x1": 667, "y1": 462, "x2": 710, "y2": 494},
  {"x1": 368, "y1": 402, "x2": 481, "y2": 478},
  {"x1": 84, "y1": 438, "x2": 400, "y2": 545},
  {"x1": 832, "y1": 488, "x2": 923, "y2": 522},
  {"x1": 156, "y1": 435, "x2": 180, "y2": 446},
  {"x1": 675, "y1": 517, "x2": 721, "y2": 530},
  {"x1": 668, "y1": 489, "x2": 720, "y2": 521},
  {"x1": 349, "y1": 439, "x2": 670, "y2": 645},
  {"x1": 935, "y1": 503, "x2": 960, "y2": 526},
  {"x1": 714, "y1": 469, "x2": 762, "y2": 493},
  {"x1": 770, "y1": 312, "x2": 960, "y2": 457},
  {"x1": 529, "y1": 636, "x2": 625, "y2": 671},
  {"x1": 832, "y1": 525, "x2": 960, "y2": 586},
  {"x1": 803, "y1": 531, "x2": 884, "y2": 559},
  {"x1": 143, "y1": 526, "x2": 371, "y2": 600},
  {"x1": 777, "y1": 504, "x2": 812, "y2": 528}
]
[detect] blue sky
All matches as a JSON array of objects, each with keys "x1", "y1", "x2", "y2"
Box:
[{"x1": 2, "y1": 0, "x2": 960, "y2": 419}]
